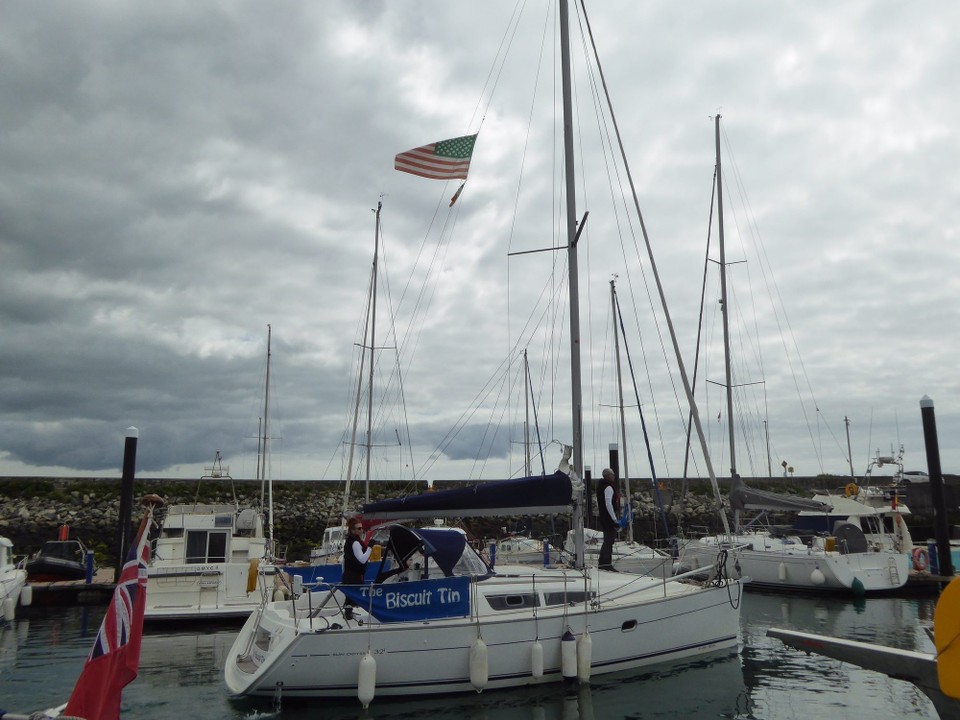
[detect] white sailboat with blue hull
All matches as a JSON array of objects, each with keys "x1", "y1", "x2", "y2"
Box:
[{"x1": 225, "y1": 0, "x2": 744, "y2": 705}]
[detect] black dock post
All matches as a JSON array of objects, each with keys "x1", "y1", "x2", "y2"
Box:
[
  {"x1": 608, "y1": 443, "x2": 620, "y2": 480},
  {"x1": 920, "y1": 396, "x2": 954, "y2": 578},
  {"x1": 114, "y1": 426, "x2": 138, "y2": 583}
]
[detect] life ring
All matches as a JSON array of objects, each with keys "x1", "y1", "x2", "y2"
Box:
[
  {"x1": 912, "y1": 547, "x2": 928, "y2": 572},
  {"x1": 844, "y1": 482, "x2": 859, "y2": 497}
]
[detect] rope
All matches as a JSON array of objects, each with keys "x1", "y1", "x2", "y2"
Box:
[{"x1": 709, "y1": 548, "x2": 743, "y2": 609}]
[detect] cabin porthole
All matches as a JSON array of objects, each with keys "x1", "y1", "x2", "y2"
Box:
[{"x1": 621, "y1": 620, "x2": 637, "y2": 632}]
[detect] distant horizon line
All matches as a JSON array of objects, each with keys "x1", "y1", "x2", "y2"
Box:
[{"x1": 2, "y1": 472, "x2": 949, "y2": 484}]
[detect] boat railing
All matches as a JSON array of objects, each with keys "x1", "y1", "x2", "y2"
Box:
[{"x1": 166, "y1": 503, "x2": 237, "y2": 516}]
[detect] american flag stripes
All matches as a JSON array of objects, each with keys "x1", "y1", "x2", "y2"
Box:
[{"x1": 395, "y1": 134, "x2": 477, "y2": 180}]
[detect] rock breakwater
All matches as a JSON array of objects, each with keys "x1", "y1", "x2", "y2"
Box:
[{"x1": 3, "y1": 474, "x2": 950, "y2": 565}]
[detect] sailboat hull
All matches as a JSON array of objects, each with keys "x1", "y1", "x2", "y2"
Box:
[
  {"x1": 681, "y1": 535, "x2": 909, "y2": 594},
  {"x1": 225, "y1": 567, "x2": 742, "y2": 699}
]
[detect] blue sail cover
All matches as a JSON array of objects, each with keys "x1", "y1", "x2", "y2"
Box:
[{"x1": 362, "y1": 471, "x2": 574, "y2": 520}]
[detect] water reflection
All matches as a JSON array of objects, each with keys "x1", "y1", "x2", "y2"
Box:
[
  {"x1": 739, "y1": 593, "x2": 938, "y2": 719},
  {"x1": 0, "y1": 596, "x2": 944, "y2": 720},
  {"x1": 1, "y1": 606, "x2": 99, "y2": 713},
  {"x1": 140, "y1": 626, "x2": 237, "y2": 688},
  {"x1": 0, "y1": 618, "x2": 30, "y2": 674},
  {"x1": 227, "y1": 651, "x2": 747, "y2": 720}
]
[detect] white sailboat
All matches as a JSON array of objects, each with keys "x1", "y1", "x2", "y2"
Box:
[
  {"x1": 225, "y1": 463, "x2": 742, "y2": 702},
  {"x1": 286, "y1": 202, "x2": 389, "y2": 586},
  {"x1": 571, "y1": 279, "x2": 673, "y2": 577},
  {"x1": 795, "y1": 485, "x2": 917, "y2": 557},
  {"x1": 224, "y1": 1, "x2": 744, "y2": 705},
  {"x1": 679, "y1": 116, "x2": 909, "y2": 595}
]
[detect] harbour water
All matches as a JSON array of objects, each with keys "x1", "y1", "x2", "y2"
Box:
[{"x1": 0, "y1": 592, "x2": 942, "y2": 719}]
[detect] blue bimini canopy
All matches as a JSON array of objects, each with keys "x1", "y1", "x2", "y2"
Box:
[{"x1": 362, "y1": 471, "x2": 574, "y2": 520}]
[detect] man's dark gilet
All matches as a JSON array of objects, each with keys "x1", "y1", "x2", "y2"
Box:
[{"x1": 596, "y1": 478, "x2": 621, "y2": 531}]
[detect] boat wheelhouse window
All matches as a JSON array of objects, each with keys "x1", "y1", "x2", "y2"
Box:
[
  {"x1": 485, "y1": 593, "x2": 540, "y2": 611},
  {"x1": 43, "y1": 541, "x2": 83, "y2": 562},
  {"x1": 162, "y1": 528, "x2": 184, "y2": 539},
  {"x1": 543, "y1": 591, "x2": 595, "y2": 606},
  {"x1": 186, "y1": 530, "x2": 228, "y2": 563},
  {"x1": 215, "y1": 514, "x2": 233, "y2": 528}
]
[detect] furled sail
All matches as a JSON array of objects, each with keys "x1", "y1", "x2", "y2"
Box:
[
  {"x1": 362, "y1": 471, "x2": 573, "y2": 520},
  {"x1": 729, "y1": 475, "x2": 830, "y2": 514}
]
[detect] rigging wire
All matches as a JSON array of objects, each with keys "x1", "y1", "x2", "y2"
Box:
[
  {"x1": 576, "y1": 0, "x2": 731, "y2": 535},
  {"x1": 681, "y1": 169, "x2": 719, "y2": 496},
  {"x1": 572, "y1": 2, "x2": 691, "y2": 481},
  {"x1": 719, "y1": 124, "x2": 848, "y2": 472}
]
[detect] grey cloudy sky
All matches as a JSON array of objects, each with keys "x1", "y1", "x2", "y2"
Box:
[{"x1": 1, "y1": 1, "x2": 957, "y2": 485}]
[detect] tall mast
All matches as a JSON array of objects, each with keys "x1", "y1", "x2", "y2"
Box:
[
  {"x1": 260, "y1": 324, "x2": 274, "y2": 553},
  {"x1": 715, "y1": 115, "x2": 737, "y2": 484},
  {"x1": 342, "y1": 201, "x2": 381, "y2": 520},
  {"x1": 845, "y1": 416, "x2": 856, "y2": 480},
  {"x1": 559, "y1": 0, "x2": 585, "y2": 568},
  {"x1": 365, "y1": 201, "x2": 381, "y2": 504},
  {"x1": 765, "y1": 419, "x2": 772, "y2": 477},
  {"x1": 610, "y1": 279, "x2": 633, "y2": 538},
  {"x1": 523, "y1": 349, "x2": 531, "y2": 477}
]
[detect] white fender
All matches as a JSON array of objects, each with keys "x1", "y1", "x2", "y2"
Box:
[
  {"x1": 810, "y1": 567, "x2": 826, "y2": 585},
  {"x1": 469, "y1": 636, "x2": 488, "y2": 692},
  {"x1": 778, "y1": 562, "x2": 787, "y2": 581},
  {"x1": 577, "y1": 629, "x2": 592, "y2": 682},
  {"x1": 358, "y1": 651, "x2": 377, "y2": 709},
  {"x1": 561, "y1": 629, "x2": 577, "y2": 681},
  {"x1": 3, "y1": 597, "x2": 15, "y2": 622},
  {"x1": 531, "y1": 640, "x2": 544, "y2": 678},
  {"x1": 19, "y1": 584, "x2": 32, "y2": 607}
]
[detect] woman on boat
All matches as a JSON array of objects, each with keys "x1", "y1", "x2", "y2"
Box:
[{"x1": 342, "y1": 518, "x2": 374, "y2": 585}]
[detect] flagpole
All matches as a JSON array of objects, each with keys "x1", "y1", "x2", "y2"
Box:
[{"x1": 58, "y1": 493, "x2": 165, "y2": 720}]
